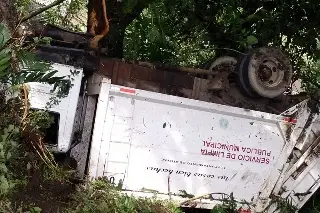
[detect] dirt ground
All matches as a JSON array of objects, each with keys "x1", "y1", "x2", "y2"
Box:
[
  {"x1": 10, "y1": 156, "x2": 78, "y2": 213},
  {"x1": 13, "y1": 176, "x2": 76, "y2": 213}
]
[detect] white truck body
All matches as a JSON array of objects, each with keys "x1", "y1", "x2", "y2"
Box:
[
  {"x1": 86, "y1": 74, "x2": 320, "y2": 212},
  {"x1": 28, "y1": 64, "x2": 320, "y2": 212},
  {"x1": 27, "y1": 63, "x2": 83, "y2": 153}
]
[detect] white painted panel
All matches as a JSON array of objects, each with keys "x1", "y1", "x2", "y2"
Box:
[
  {"x1": 111, "y1": 123, "x2": 132, "y2": 138},
  {"x1": 113, "y1": 115, "x2": 133, "y2": 125},
  {"x1": 105, "y1": 162, "x2": 127, "y2": 175},
  {"x1": 88, "y1": 78, "x2": 111, "y2": 177},
  {"x1": 113, "y1": 96, "x2": 135, "y2": 117},
  {"x1": 27, "y1": 63, "x2": 83, "y2": 152},
  {"x1": 310, "y1": 162, "x2": 320, "y2": 179},
  {"x1": 108, "y1": 142, "x2": 130, "y2": 162},
  {"x1": 88, "y1": 82, "x2": 320, "y2": 212},
  {"x1": 122, "y1": 98, "x2": 283, "y2": 202},
  {"x1": 110, "y1": 135, "x2": 131, "y2": 144}
]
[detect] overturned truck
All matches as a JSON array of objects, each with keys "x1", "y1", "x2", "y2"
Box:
[{"x1": 27, "y1": 24, "x2": 320, "y2": 212}]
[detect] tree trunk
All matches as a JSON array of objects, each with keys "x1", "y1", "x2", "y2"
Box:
[
  {"x1": 87, "y1": 0, "x2": 153, "y2": 58},
  {"x1": 100, "y1": 21, "x2": 126, "y2": 58},
  {"x1": 0, "y1": 0, "x2": 18, "y2": 32},
  {"x1": 87, "y1": 0, "x2": 107, "y2": 36}
]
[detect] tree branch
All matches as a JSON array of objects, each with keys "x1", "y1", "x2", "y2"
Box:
[
  {"x1": 20, "y1": 0, "x2": 67, "y2": 23},
  {"x1": 89, "y1": 0, "x2": 109, "y2": 48}
]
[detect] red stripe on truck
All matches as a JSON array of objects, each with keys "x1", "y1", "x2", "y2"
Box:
[
  {"x1": 283, "y1": 117, "x2": 297, "y2": 124},
  {"x1": 120, "y1": 88, "x2": 136, "y2": 94},
  {"x1": 238, "y1": 208, "x2": 251, "y2": 213},
  {"x1": 284, "y1": 117, "x2": 290, "y2": 122}
]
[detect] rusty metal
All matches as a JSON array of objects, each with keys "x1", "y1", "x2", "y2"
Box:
[
  {"x1": 31, "y1": 24, "x2": 307, "y2": 114},
  {"x1": 37, "y1": 24, "x2": 92, "y2": 43}
]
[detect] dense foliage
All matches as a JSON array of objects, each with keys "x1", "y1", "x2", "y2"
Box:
[
  {"x1": 128, "y1": 0, "x2": 320, "y2": 93},
  {"x1": 1, "y1": 0, "x2": 320, "y2": 212},
  {"x1": 0, "y1": 22, "x2": 74, "y2": 211},
  {"x1": 15, "y1": 0, "x2": 87, "y2": 31},
  {"x1": 123, "y1": 1, "x2": 216, "y2": 66}
]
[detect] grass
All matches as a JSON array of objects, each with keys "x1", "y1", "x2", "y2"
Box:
[
  {"x1": 2, "y1": 160, "x2": 183, "y2": 213},
  {"x1": 66, "y1": 179, "x2": 182, "y2": 213},
  {"x1": 3, "y1": 156, "x2": 320, "y2": 213}
]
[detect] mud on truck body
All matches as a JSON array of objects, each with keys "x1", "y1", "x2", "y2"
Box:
[{"x1": 25, "y1": 24, "x2": 320, "y2": 212}]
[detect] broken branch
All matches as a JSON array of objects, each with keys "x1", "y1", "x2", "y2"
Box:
[{"x1": 20, "y1": 0, "x2": 67, "y2": 23}]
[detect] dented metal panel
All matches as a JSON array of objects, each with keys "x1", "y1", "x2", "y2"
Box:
[
  {"x1": 27, "y1": 63, "x2": 83, "y2": 153},
  {"x1": 86, "y1": 76, "x2": 320, "y2": 212},
  {"x1": 255, "y1": 99, "x2": 320, "y2": 212},
  {"x1": 88, "y1": 80, "x2": 299, "y2": 211}
]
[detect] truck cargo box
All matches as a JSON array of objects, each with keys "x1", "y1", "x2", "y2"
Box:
[{"x1": 86, "y1": 74, "x2": 320, "y2": 212}]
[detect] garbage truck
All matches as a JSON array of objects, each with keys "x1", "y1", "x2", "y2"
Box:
[{"x1": 26, "y1": 44, "x2": 320, "y2": 212}]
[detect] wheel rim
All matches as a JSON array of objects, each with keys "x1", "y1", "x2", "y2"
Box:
[
  {"x1": 258, "y1": 57, "x2": 285, "y2": 88},
  {"x1": 247, "y1": 47, "x2": 293, "y2": 98}
]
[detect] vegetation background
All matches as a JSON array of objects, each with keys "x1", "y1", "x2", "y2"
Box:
[{"x1": 0, "y1": 0, "x2": 320, "y2": 212}]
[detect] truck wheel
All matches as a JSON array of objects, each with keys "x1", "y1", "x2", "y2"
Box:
[
  {"x1": 207, "y1": 56, "x2": 237, "y2": 71},
  {"x1": 200, "y1": 56, "x2": 237, "y2": 71},
  {"x1": 235, "y1": 54, "x2": 260, "y2": 98},
  {"x1": 199, "y1": 56, "x2": 237, "y2": 81},
  {"x1": 245, "y1": 47, "x2": 293, "y2": 98}
]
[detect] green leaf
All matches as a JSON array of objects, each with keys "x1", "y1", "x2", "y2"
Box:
[
  {"x1": 33, "y1": 207, "x2": 42, "y2": 213},
  {"x1": 246, "y1": 14, "x2": 259, "y2": 21},
  {"x1": 148, "y1": 26, "x2": 161, "y2": 42},
  {"x1": 246, "y1": 35, "x2": 259, "y2": 46},
  {"x1": 18, "y1": 72, "x2": 27, "y2": 83},
  {"x1": 39, "y1": 37, "x2": 52, "y2": 45},
  {"x1": 25, "y1": 72, "x2": 39, "y2": 82},
  {"x1": 0, "y1": 150, "x2": 5, "y2": 159},
  {"x1": 41, "y1": 70, "x2": 58, "y2": 82},
  {"x1": 10, "y1": 141, "x2": 18, "y2": 148},
  {"x1": 0, "y1": 24, "x2": 10, "y2": 48},
  {"x1": 0, "y1": 56, "x2": 11, "y2": 66},
  {"x1": 0, "y1": 175, "x2": 6, "y2": 182},
  {"x1": 0, "y1": 48, "x2": 11, "y2": 59},
  {"x1": 0, "y1": 65, "x2": 10, "y2": 74},
  {"x1": 0, "y1": 163, "x2": 8, "y2": 173},
  {"x1": 33, "y1": 37, "x2": 39, "y2": 43},
  {"x1": 46, "y1": 76, "x2": 64, "y2": 84},
  {"x1": 0, "y1": 175, "x2": 9, "y2": 194},
  {"x1": 7, "y1": 124, "x2": 15, "y2": 132},
  {"x1": 6, "y1": 151, "x2": 11, "y2": 160},
  {"x1": 27, "y1": 162, "x2": 31, "y2": 170}
]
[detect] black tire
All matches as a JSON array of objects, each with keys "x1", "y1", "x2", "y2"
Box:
[
  {"x1": 246, "y1": 47, "x2": 293, "y2": 98},
  {"x1": 200, "y1": 56, "x2": 237, "y2": 71},
  {"x1": 207, "y1": 56, "x2": 237, "y2": 71},
  {"x1": 235, "y1": 54, "x2": 260, "y2": 98},
  {"x1": 199, "y1": 56, "x2": 237, "y2": 80}
]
